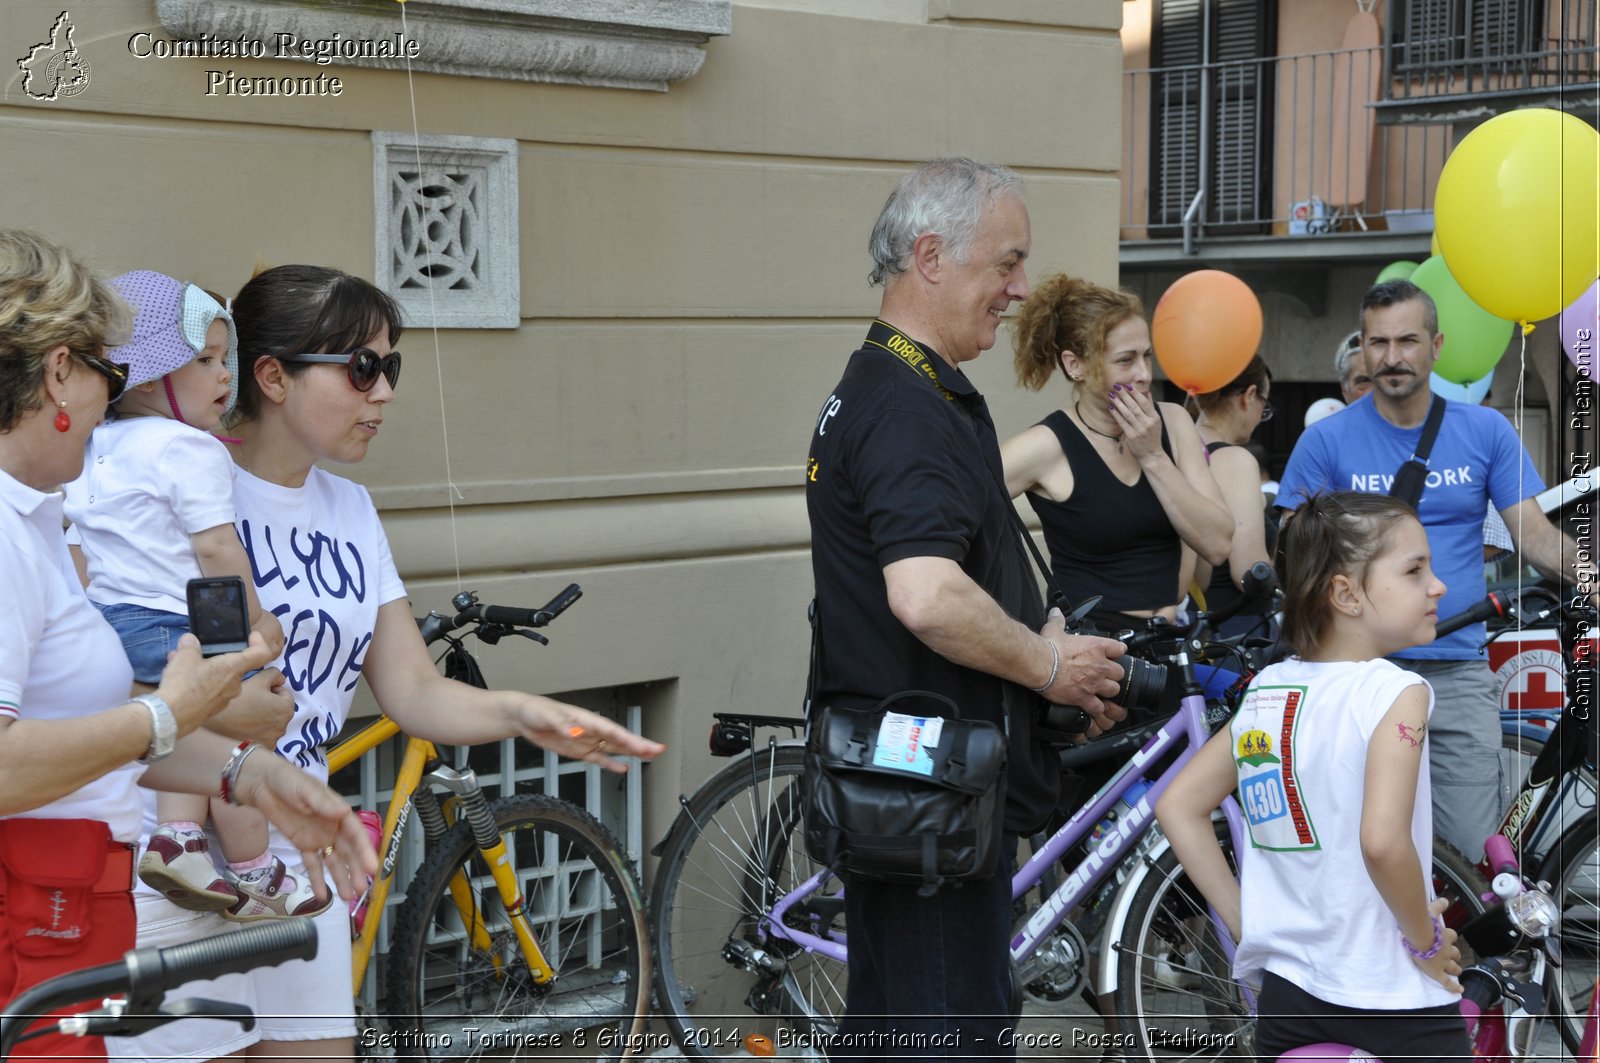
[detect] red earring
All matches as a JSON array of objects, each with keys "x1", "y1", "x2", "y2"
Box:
[{"x1": 53, "y1": 402, "x2": 70, "y2": 433}]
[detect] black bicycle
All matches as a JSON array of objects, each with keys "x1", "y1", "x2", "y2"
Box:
[{"x1": 0, "y1": 920, "x2": 315, "y2": 1061}]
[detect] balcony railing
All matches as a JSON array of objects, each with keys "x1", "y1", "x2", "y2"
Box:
[
  {"x1": 1123, "y1": 47, "x2": 1449, "y2": 248},
  {"x1": 1384, "y1": 0, "x2": 1598, "y2": 116}
]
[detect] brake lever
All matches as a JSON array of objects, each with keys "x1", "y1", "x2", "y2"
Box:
[
  {"x1": 60, "y1": 997, "x2": 256, "y2": 1038},
  {"x1": 514, "y1": 630, "x2": 549, "y2": 645}
]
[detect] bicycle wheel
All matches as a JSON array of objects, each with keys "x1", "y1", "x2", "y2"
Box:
[
  {"x1": 386, "y1": 794, "x2": 649, "y2": 1061},
  {"x1": 1539, "y1": 814, "x2": 1599, "y2": 1052},
  {"x1": 1116, "y1": 838, "x2": 1489, "y2": 1061},
  {"x1": 1115, "y1": 832, "x2": 1249, "y2": 1061},
  {"x1": 1500, "y1": 726, "x2": 1547, "y2": 810},
  {"x1": 651, "y1": 742, "x2": 843, "y2": 1059},
  {"x1": 1431, "y1": 839, "x2": 1490, "y2": 940}
]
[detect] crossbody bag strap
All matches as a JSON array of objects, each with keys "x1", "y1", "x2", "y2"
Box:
[
  {"x1": 1387, "y1": 394, "x2": 1446, "y2": 510},
  {"x1": 984, "y1": 461, "x2": 1072, "y2": 614},
  {"x1": 1412, "y1": 394, "x2": 1447, "y2": 465},
  {"x1": 804, "y1": 598, "x2": 818, "y2": 716}
]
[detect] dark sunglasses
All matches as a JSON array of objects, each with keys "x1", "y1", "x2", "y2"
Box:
[
  {"x1": 279, "y1": 348, "x2": 401, "y2": 393},
  {"x1": 78, "y1": 353, "x2": 130, "y2": 402}
]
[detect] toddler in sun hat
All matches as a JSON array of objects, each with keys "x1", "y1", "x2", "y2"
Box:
[
  {"x1": 62, "y1": 272, "x2": 319, "y2": 922},
  {"x1": 108, "y1": 271, "x2": 240, "y2": 421}
]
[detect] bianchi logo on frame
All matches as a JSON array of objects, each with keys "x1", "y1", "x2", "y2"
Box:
[{"x1": 17, "y1": 10, "x2": 92, "y2": 101}]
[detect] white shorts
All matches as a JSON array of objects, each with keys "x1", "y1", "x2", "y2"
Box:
[{"x1": 106, "y1": 887, "x2": 355, "y2": 1063}]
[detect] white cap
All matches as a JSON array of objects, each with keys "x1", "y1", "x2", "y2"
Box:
[{"x1": 1304, "y1": 397, "x2": 1347, "y2": 428}]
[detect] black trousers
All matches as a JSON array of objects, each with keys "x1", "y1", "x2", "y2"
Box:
[
  {"x1": 835, "y1": 837, "x2": 1017, "y2": 1061},
  {"x1": 1253, "y1": 971, "x2": 1473, "y2": 1063}
]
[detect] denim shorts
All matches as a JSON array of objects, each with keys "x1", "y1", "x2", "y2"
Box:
[{"x1": 94, "y1": 603, "x2": 189, "y2": 685}]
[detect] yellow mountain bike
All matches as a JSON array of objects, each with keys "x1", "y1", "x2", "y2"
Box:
[{"x1": 331, "y1": 585, "x2": 649, "y2": 1060}]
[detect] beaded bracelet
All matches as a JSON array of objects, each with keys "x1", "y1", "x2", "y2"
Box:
[
  {"x1": 219, "y1": 741, "x2": 259, "y2": 806},
  {"x1": 1400, "y1": 914, "x2": 1445, "y2": 961},
  {"x1": 1029, "y1": 640, "x2": 1061, "y2": 695}
]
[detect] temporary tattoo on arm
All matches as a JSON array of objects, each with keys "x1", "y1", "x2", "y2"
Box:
[{"x1": 1396, "y1": 722, "x2": 1426, "y2": 749}]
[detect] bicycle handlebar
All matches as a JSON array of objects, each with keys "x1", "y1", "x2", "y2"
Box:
[
  {"x1": 1434, "y1": 591, "x2": 1511, "y2": 639},
  {"x1": 418, "y1": 584, "x2": 582, "y2": 646},
  {"x1": 1433, "y1": 584, "x2": 1587, "y2": 640},
  {"x1": 1122, "y1": 561, "x2": 1279, "y2": 654},
  {"x1": 0, "y1": 921, "x2": 316, "y2": 1058}
]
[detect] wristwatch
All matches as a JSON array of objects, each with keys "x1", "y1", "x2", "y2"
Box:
[{"x1": 133, "y1": 693, "x2": 178, "y2": 763}]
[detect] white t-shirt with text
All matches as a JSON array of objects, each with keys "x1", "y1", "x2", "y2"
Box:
[{"x1": 1229, "y1": 657, "x2": 1454, "y2": 1009}]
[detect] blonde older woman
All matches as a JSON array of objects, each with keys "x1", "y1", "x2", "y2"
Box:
[{"x1": 0, "y1": 230, "x2": 374, "y2": 1063}]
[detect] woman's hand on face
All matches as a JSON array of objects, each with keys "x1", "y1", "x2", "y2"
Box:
[
  {"x1": 155, "y1": 633, "x2": 279, "y2": 736},
  {"x1": 206, "y1": 668, "x2": 295, "y2": 747},
  {"x1": 1109, "y1": 384, "x2": 1164, "y2": 464},
  {"x1": 515, "y1": 698, "x2": 666, "y2": 774},
  {"x1": 234, "y1": 753, "x2": 378, "y2": 903}
]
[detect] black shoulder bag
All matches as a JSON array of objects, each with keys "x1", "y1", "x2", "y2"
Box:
[{"x1": 1388, "y1": 395, "x2": 1446, "y2": 511}]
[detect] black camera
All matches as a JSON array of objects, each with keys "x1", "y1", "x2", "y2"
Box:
[{"x1": 1039, "y1": 598, "x2": 1169, "y2": 736}]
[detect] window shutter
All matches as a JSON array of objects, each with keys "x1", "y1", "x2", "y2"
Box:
[
  {"x1": 1209, "y1": 0, "x2": 1267, "y2": 226},
  {"x1": 1152, "y1": 0, "x2": 1203, "y2": 227},
  {"x1": 1150, "y1": 0, "x2": 1272, "y2": 230},
  {"x1": 1467, "y1": 0, "x2": 1536, "y2": 60}
]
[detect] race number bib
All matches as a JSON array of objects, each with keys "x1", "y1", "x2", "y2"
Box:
[{"x1": 1233, "y1": 687, "x2": 1319, "y2": 852}]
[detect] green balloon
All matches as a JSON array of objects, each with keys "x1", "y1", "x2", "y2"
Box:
[
  {"x1": 1376, "y1": 260, "x2": 1420, "y2": 283},
  {"x1": 1410, "y1": 256, "x2": 1515, "y2": 384}
]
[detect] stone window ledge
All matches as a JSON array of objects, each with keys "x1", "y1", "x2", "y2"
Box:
[{"x1": 156, "y1": 0, "x2": 732, "y2": 92}]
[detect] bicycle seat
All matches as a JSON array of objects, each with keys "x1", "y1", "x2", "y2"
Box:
[{"x1": 1277, "y1": 1045, "x2": 1377, "y2": 1062}]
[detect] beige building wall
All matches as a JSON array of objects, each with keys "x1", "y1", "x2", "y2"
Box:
[{"x1": 3, "y1": 0, "x2": 1124, "y2": 869}]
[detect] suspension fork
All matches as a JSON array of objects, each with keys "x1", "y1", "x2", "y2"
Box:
[{"x1": 426, "y1": 764, "x2": 557, "y2": 985}]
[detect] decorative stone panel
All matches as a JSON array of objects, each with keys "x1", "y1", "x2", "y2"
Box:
[
  {"x1": 372, "y1": 132, "x2": 519, "y2": 329},
  {"x1": 156, "y1": 0, "x2": 732, "y2": 91}
]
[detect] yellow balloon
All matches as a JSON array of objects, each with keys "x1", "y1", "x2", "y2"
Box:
[
  {"x1": 1435, "y1": 108, "x2": 1599, "y2": 324},
  {"x1": 1430, "y1": 232, "x2": 1440, "y2": 258}
]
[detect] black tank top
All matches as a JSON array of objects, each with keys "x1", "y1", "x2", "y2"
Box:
[
  {"x1": 1025, "y1": 409, "x2": 1180, "y2": 613},
  {"x1": 1203, "y1": 440, "x2": 1277, "y2": 626},
  {"x1": 1204, "y1": 440, "x2": 1244, "y2": 614}
]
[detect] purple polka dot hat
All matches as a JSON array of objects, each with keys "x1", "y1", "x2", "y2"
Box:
[{"x1": 108, "y1": 271, "x2": 239, "y2": 413}]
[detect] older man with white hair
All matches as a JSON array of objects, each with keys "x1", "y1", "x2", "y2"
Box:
[{"x1": 805, "y1": 158, "x2": 1127, "y2": 1056}]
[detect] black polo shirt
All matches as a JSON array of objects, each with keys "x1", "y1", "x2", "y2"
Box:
[{"x1": 805, "y1": 320, "x2": 1059, "y2": 832}]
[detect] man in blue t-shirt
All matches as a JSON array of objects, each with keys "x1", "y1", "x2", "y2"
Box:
[{"x1": 1278, "y1": 280, "x2": 1591, "y2": 860}]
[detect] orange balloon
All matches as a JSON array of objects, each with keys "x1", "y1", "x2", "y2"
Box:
[{"x1": 1150, "y1": 270, "x2": 1263, "y2": 393}]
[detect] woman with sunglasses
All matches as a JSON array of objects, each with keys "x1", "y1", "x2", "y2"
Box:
[
  {"x1": 1002, "y1": 274, "x2": 1232, "y2": 635},
  {"x1": 108, "y1": 264, "x2": 665, "y2": 1063},
  {"x1": 1190, "y1": 355, "x2": 1279, "y2": 639},
  {"x1": 0, "y1": 235, "x2": 374, "y2": 1063}
]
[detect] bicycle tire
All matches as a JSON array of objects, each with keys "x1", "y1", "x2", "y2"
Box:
[
  {"x1": 1431, "y1": 839, "x2": 1490, "y2": 934},
  {"x1": 1538, "y1": 813, "x2": 1599, "y2": 1053},
  {"x1": 650, "y1": 743, "x2": 841, "y2": 1059},
  {"x1": 1115, "y1": 838, "x2": 1489, "y2": 1061},
  {"x1": 385, "y1": 794, "x2": 649, "y2": 1061},
  {"x1": 1114, "y1": 829, "x2": 1250, "y2": 1061},
  {"x1": 1500, "y1": 726, "x2": 1547, "y2": 811}
]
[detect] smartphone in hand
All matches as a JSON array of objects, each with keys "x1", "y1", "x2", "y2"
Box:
[{"x1": 186, "y1": 576, "x2": 252, "y2": 657}]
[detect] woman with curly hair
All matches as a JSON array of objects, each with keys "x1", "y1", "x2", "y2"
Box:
[{"x1": 1002, "y1": 274, "x2": 1231, "y2": 630}]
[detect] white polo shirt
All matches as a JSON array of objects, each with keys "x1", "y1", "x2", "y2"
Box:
[{"x1": 0, "y1": 468, "x2": 143, "y2": 840}]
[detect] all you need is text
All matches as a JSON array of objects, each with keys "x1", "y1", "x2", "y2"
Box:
[{"x1": 127, "y1": 31, "x2": 419, "y2": 96}]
